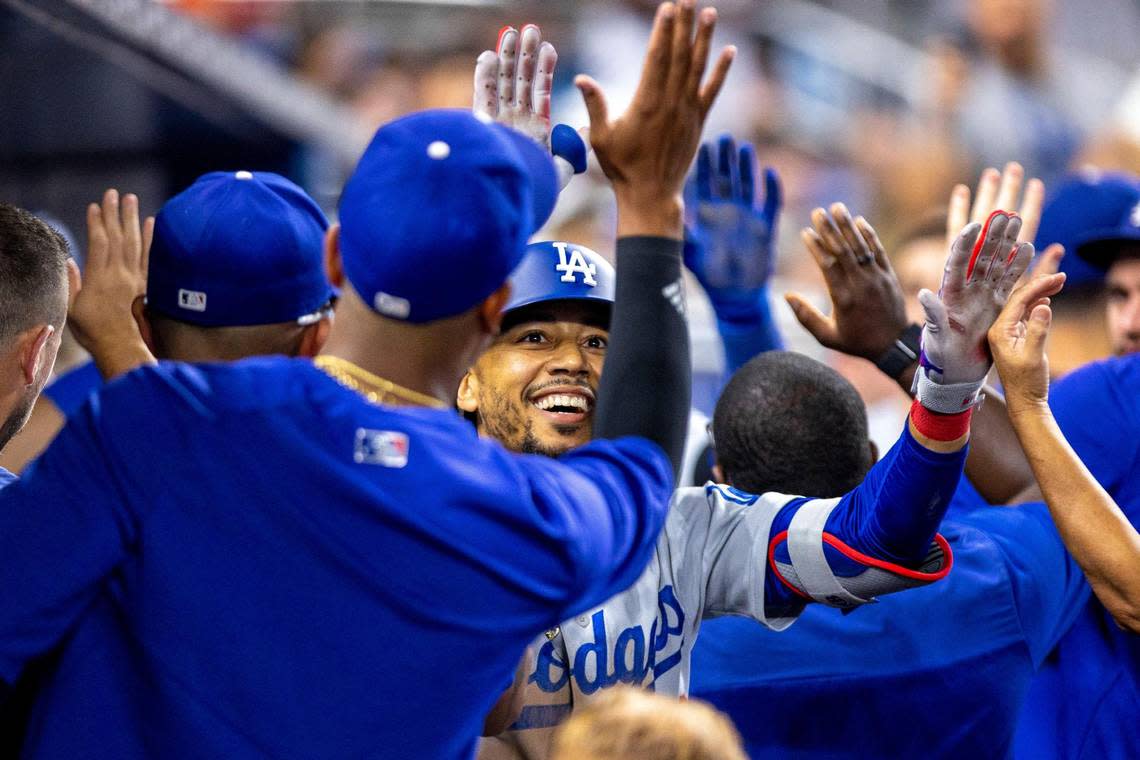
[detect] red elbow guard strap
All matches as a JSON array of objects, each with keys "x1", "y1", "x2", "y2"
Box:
[{"x1": 767, "y1": 498, "x2": 954, "y2": 609}]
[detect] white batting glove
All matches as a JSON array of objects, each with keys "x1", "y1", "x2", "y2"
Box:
[
  {"x1": 472, "y1": 24, "x2": 588, "y2": 190},
  {"x1": 914, "y1": 210, "x2": 1034, "y2": 413}
]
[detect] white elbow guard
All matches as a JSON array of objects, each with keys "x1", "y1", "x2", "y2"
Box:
[{"x1": 770, "y1": 498, "x2": 953, "y2": 610}]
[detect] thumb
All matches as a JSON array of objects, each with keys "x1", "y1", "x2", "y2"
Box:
[
  {"x1": 1026, "y1": 303, "x2": 1052, "y2": 353},
  {"x1": 918, "y1": 288, "x2": 948, "y2": 330},
  {"x1": 785, "y1": 292, "x2": 837, "y2": 345},
  {"x1": 574, "y1": 75, "x2": 609, "y2": 142}
]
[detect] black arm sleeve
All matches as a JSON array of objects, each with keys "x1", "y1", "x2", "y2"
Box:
[{"x1": 593, "y1": 236, "x2": 690, "y2": 479}]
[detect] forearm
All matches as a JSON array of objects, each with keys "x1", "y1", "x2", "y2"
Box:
[
  {"x1": 895, "y1": 362, "x2": 1034, "y2": 503},
  {"x1": 714, "y1": 289, "x2": 783, "y2": 375},
  {"x1": 593, "y1": 235, "x2": 690, "y2": 477},
  {"x1": 1010, "y1": 405, "x2": 1140, "y2": 631}
]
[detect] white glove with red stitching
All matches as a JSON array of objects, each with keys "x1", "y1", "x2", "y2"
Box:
[{"x1": 914, "y1": 210, "x2": 1034, "y2": 413}]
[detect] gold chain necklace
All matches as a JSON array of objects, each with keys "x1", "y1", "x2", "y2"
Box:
[{"x1": 314, "y1": 355, "x2": 446, "y2": 409}]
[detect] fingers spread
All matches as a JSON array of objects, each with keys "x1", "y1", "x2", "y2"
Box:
[
  {"x1": 855, "y1": 215, "x2": 889, "y2": 270},
  {"x1": 574, "y1": 75, "x2": 610, "y2": 141},
  {"x1": 995, "y1": 241, "x2": 1034, "y2": 300},
  {"x1": 515, "y1": 24, "x2": 541, "y2": 111},
  {"x1": 685, "y1": 6, "x2": 716, "y2": 98},
  {"x1": 738, "y1": 142, "x2": 756, "y2": 207},
  {"x1": 665, "y1": 0, "x2": 696, "y2": 98},
  {"x1": 946, "y1": 183, "x2": 970, "y2": 245},
  {"x1": 533, "y1": 42, "x2": 557, "y2": 121},
  {"x1": 762, "y1": 166, "x2": 782, "y2": 222},
  {"x1": 496, "y1": 27, "x2": 519, "y2": 112},
  {"x1": 698, "y1": 46, "x2": 734, "y2": 115},
  {"x1": 969, "y1": 167, "x2": 1000, "y2": 225},
  {"x1": 1018, "y1": 177, "x2": 1045, "y2": 243},
  {"x1": 473, "y1": 50, "x2": 499, "y2": 118},
  {"x1": 830, "y1": 203, "x2": 872, "y2": 265},
  {"x1": 802, "y1": 227, "x2": 840, "y2": 280},
  {"x1": 635, "y1": 2, "x2": 676, "y2": 110},
  {"x1": 918, "y1": 288, "x2": 949, "y2": 331},
  {"x1": 86, "y1": 202, "x2": 107, "y2": 268},
  {"x1": 966, "y1": 210, "x2": 1010, "y2": 282},
  {"x1": 944, "y1": 220, "x2": 983, "y2": 293},
  {"x1": 121, "y1": 193, "x2": 141, "y2": 266},
  {"x1": 812, "y1": 207, "x2": 857, "y2": 273},
  {"x1": 994, "y1": 162, "x2": 1024, "y2": 214},
  {"x1": 715, "y1": 133, "x2": 737, "y2": 200},
  {"x1": 695, "y1": 142, "x2": 714, "y2": 201},
  {"x1": 1032, "y1": 243, "x2": 1065, "y2": 277},
  {"x1": 785, "y1": 292, "x2": 838, "y2": 345}
]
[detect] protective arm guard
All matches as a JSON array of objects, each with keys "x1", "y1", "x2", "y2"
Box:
[{"x1": 768, "y1": 497, "x2": 952, "y2": 609}]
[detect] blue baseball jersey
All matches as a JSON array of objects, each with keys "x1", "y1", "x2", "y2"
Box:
[
  {"x1": 1014, "y1": 354, "x2": 1140, "y2": 760},
  {"x1": 0, "y1": 357, "x2": 673, "y2": 760},
  {"x1": 42, "y1": 359, "x2": 102, "y2": 418},
  {"x1": 690, "y1": 498, "x2": 1087, "y2": 760}
]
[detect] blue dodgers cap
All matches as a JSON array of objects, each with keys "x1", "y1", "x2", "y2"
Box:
[
  {"x1": 148, "y1": 171, "x2": 335, "y2": 326},
  {"x1": 1036, "y1": 170, "x2": 1140, "y2": 284},
  {"x1": 337, "y1": 109, "x2": 559, "y2": 323},
  {"x1": 506, "y1": 241, "x2": 615, "y2": 315}
]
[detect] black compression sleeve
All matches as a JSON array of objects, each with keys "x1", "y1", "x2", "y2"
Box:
[{"x1": 593, "y1": 236, "x2": 690, "y2": 479}]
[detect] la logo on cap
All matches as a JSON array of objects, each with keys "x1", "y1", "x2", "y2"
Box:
[{"x1": 552, "y1": 242, "x2": 597, "y2": 286}]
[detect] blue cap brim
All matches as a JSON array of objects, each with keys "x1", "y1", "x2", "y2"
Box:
[{"x1": 1075, "y1": 228, "x2": 1140, "y2": 269}]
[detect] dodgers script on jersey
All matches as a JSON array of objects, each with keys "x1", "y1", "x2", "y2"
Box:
[{"x1": 479, "y1": 484, "x2": 801, "y2": 760}]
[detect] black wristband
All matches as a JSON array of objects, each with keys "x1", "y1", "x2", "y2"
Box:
[{"x1": 874, "y1": 323, "x2": 922, "y2": 379}]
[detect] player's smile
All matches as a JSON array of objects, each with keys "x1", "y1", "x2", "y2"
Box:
[{"x1": 528, "y1": 384, "x2": 595, "y2": 425}]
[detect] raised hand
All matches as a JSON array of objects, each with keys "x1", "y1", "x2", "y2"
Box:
[
  {"x1": 786, "y1": 203, "x2": 911, "y2": 363},
  {"x1": 914, "y1": 211, "x2": 1034, "y2": 412},
  {"x1": 473, "y1": 24, "x2": 586, "y2": 189},
  {"x1": 987, "y1": 247, "x2": 1067, "y2": 413},
  {"x1": 69, "y1": 188, "x2": 156, "y2": 378},
  {"x1": 684, "y1": 134, "x2": 781, "y2": 314},
  {"x1": 575, "y1": 0, "x2": 734, "y2": 238},
  {"x1": 946, "y1": 162, "x2": 1044, "y2": 250}
]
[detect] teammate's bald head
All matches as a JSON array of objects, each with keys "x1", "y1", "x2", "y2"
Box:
[{"x1": 713, "y1": 351, "x2": 873, "y2": 497}]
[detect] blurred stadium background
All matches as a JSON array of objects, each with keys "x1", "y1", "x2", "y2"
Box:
[{"x1": 2, "y1": 0, "x2": 1137, "y2": 447}]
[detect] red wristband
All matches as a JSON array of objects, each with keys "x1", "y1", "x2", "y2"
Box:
[{"x1": 910, "y1": 399, "x2": 972, "y2": 442}]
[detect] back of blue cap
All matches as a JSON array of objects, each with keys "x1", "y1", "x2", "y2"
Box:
[
  {"x1": 1037, "y1": 170, "x2": 1140, "y2": 282},
  {"x1": 337, "y1": 109, "x2": 558, "y2": 323},
  {"x1": 148, "y1": 171, "x2": 334, "y2": 327}
]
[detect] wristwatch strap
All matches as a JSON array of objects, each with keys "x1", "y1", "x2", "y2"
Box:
[{"x1": 874, "y1": 323, "x2": 922, "y2": 379}]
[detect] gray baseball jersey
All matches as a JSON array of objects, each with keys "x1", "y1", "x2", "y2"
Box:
[{"x1": 479, "y1": 483, "x2": 802, "y2": 760}]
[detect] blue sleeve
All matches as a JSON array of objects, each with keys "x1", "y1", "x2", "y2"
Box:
[
  {"x1": 766, "y1": 424, "x2": 966, "y2": 613},
  {"x1": 536, "y1": 436, "x2": 674, "y2": 620},
  {"x1": 1050, "y1": 358, "x2": 1140, "y2": 511},
  {"x1": 971, "y1": 501, "x2": 1090, "y2": 665},
  {"x1": 713, "y1": 288, "x2": 783, "y2": 376},
  {"x1": 0, "y1": 396, "x2": 135, "y2": 689}
]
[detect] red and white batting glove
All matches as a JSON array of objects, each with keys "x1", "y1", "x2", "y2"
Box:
[
  {"x1": 913, "y1": 210, "x2": 1034, "y2": 415},
  {"x1": 473, "y1": 24, "x2": 588, "y2": 191}
]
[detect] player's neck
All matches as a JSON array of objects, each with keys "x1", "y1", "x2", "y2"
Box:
[{"x1": 319, "y1": 292, "x2": 487, "y2": 408}]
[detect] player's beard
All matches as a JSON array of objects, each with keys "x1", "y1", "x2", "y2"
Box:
[
  {"x1": 0, "y1": 387, "x2": 37, "y2": 453},
  {"x1": 476, "y1": 385, "x2": 582, "y2": 458}
]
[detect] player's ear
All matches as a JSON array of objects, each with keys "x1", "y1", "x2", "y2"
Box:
[
  {"x1": 711, "y1": 463, "x2": 726, "y2": 485},
  {"x1": 477, "y1": 283, "x2": 511, "y2": 336},
  {"x1": 18, "y1": 324, "x2": 55, "y2": 386},
  {"x1": 297, "y1": 316, "x2": 332, "y2": 358},
  {"x1": 323, "y1": 224, "x2": 345, "y2": 289},
  {"x1": 131, "y1": 296, "x2": 156, "y2": 354},
  {"x1": 867, "y1": 440, "x2": 879, "y2": 469},
  {"x1": 456, "y1": 369, "x2": 480, "y2": 414}
]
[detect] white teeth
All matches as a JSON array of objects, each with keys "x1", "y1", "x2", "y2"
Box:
[{"x1": 533, "y1": 393, "x2": 590, "y2": 412}]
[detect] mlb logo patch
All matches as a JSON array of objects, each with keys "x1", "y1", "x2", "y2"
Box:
[
  {"x1": 354, "y1": 428, "x2": 409, "y2": 468},
  {"x1": 178, "y1": 289, "x2": 207, "y2": 312}
]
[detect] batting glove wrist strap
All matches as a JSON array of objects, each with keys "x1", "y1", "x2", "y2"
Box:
[{"x1": 912, "y1": 365, "x2": 985, "y2": 414}]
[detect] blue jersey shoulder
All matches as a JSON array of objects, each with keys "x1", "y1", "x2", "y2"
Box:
[{"x1": 43, "y1": 360, "x2": 103, "y2": 418}]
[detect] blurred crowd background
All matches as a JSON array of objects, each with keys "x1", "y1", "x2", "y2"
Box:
[{"x1": 2, "y1": 0, "x2": 1138, "y2": 451}]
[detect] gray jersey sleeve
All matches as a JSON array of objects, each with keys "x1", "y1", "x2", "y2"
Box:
[{"x1": 668, "y1": 485, "x2": 800, "y2": 632}]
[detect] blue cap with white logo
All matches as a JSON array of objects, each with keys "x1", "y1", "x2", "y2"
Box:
[
  {"x1": 337, "y1": 109, "x2": 559, "y2": 324},
  {"x1": 506, "y1": 241, "x2": 615, "y2": 315},
  {"x1": 148, "y1": 171, "x2": 335, "y2": 327},
  {"x1": 1036, "y1": 170, "x2": 1140, "y2": 283}
]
